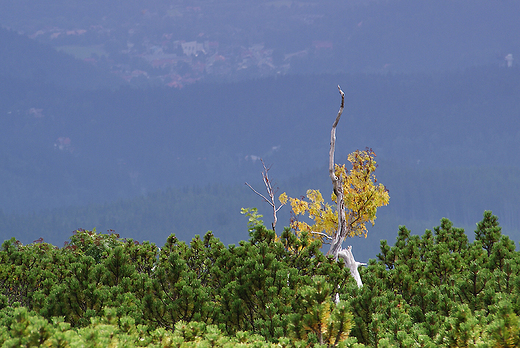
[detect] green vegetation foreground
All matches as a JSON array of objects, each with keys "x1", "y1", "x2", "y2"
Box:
[{"x1": 0, "y1": 211, "x2": 519, "y2": 347}]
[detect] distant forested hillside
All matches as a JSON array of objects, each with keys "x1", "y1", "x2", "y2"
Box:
[
  {"x1": 1, "y1": 64, "x2": 519, "y2": 257},
  {"x1": 1, "y1": 66, "x2": 519, "y2": 205}
]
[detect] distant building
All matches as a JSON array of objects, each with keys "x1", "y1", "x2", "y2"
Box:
[{"x1": 181, "y1": 41, "x2": 206, "y2": 56}]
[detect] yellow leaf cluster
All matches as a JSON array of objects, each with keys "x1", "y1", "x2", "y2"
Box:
[
  {"x1": 283, "y1": 149, "x2": 389, "y2": 243},
  {"x1": 283, "y1": 191, "x2": 336, "y2": 243},
  {"x1": 278, "y1": 192, "x2": 288, "y2": 205}
]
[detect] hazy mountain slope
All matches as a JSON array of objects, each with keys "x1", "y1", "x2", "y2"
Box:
[{"x1": 0, "y1": 28, "x2": 124, "y2": 89}]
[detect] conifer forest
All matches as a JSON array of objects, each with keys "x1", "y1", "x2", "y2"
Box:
[{"x1": 0, "y1": 211, "x2": 518, "y2": 347}]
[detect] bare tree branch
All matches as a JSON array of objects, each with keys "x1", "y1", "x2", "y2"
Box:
[
  {"x1": 310, "y1": 231, "x2": 334, "y2": 241},
  {"x1": 245, "y1": 159, "x2": 285, "y2": 231},
  {"x1": 244, "y1": 182, "x2": 271, "y2": 205}
]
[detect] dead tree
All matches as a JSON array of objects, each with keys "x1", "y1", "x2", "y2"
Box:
[
  {"x1": 327, "y1": 86, "x2": 365, "y2": 287},
  {"x1": 245, "y1": 159, "x2": 285, "y2": 232}
]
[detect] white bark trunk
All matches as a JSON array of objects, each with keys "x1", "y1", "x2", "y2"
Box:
[
  {"x1": 327, "y1": 86, "x2": 346, "y2": 259},
  {"x1": 338, "y1": 246, "x2": 366, "y2": 288}
]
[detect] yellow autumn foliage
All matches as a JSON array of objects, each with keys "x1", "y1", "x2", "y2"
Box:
[{"x1": 281, "y1": 149, "x2": 389, "y2": 244}]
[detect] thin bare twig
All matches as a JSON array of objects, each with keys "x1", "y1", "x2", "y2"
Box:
[{"x1": 244, "y1": 182, "x2": 271, "y2": 205}]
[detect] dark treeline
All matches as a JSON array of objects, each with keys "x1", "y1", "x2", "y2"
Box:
[{"x1": 1, "y1": 163, "x2": 519, "y2": 263}]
